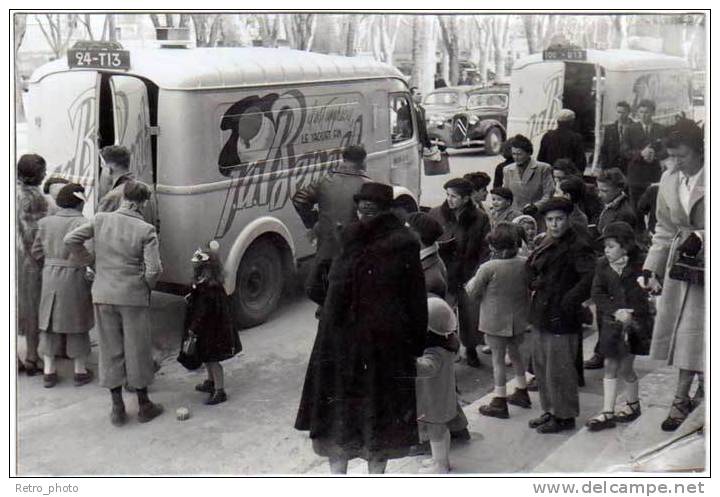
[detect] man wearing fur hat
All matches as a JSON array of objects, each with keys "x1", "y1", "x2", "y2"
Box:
[
  {"x1": 65, "y1": 181, "x2": 164, "y2": 426},
  {"x1": 295, "y1": 181, "x2": 427, "y2": 474},
  {"x1": 428, "y1": 178, "x2": 490, "y2": 368},
  {"x1": 537, "y1": 109, "x2": 587, "y2": 173}
]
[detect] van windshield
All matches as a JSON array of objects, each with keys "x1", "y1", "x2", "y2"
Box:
[{"x1": 425, "y1": 91, "x2": 460, "y2": 106}]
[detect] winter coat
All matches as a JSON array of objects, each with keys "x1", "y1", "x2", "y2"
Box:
[
  {"x1": 428, "y1": 201, "x2": 490, "y2": 293},
  {"x1": 622, "y1": 121, "x2": 667, "y2": 160},
  {"x1": 16, "y1": 181, "x2": 48, "y2": 334},
  {"x1": 502, "y1": 158, "x2": 555, "y2": 210},
  {"x1": 294, "y1": 212, "x2": 428, "y2": 459},
  {"x1": 537, "y1": 123, "x2": 587, "y2": 172},
  {"x1": 527, "y1": 228, "x2": 595, "y2": 335},
  {"x1": 64, "y1": 207, "x2": 162, "y2": 307},
  {"x1": 183, "y1": 280, "x2": 241, "y2": 363},
  {"x1": 490, "y1": 205, "x2": 522, "y2": 229},
  {"x1": 637, "y1": 184, "x2": 659, "y2": 234},
  {"x1": 291, "y1": 164, "x2": 371, "y2": 261},
  {"x1": 465, "y1": 256, "x2": 530, "y2": 337},
  {"x1": 416, "y1": 346, "x2": 457, "y2": 424},
  {"x1": 591, "y1": 254, "x2": 652, "y2": 357},
  {"x1": 31, "y1": 209, "x2": 94, "y2": 334},
  {"x1": 597, "y1": 191, "x2": 639, "y2": 236},
  {"x1": 421, "y1": 245, "x2": 448, "y2": 299},
  {"x1": 643, "y1": 167, "x2": 705, "y2": 371},
  {"x1": 97, "y1": 172, "x2": 159, "y2": 230}
]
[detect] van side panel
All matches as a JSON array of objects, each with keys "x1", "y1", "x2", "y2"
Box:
[{"x1": 155, "y1": 79, "x2": 417, "y2": 287}]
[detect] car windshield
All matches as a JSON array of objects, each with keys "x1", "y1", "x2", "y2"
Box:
[
  {"x1": 467, "y1": 93, "x2": 508, "y2": 109},
  {"x1": 424, "y1": 91, "x2": 460, "y2": 105}
]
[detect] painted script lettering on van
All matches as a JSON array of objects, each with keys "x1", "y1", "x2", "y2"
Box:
[
  {"x1": 214, "y1": 90, "x2": 362, "y2": 239},
  {"x1": 526, "y1": 70, "x2": 564, "y2": 140},
  {"x1": 631, "y1": 72, "x2": 690, "y2": 119},
  {"x1": 52, "y1": 88, "x2": 96, "y2": 194}
]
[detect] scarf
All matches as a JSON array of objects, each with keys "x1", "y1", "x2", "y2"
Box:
[
  {"x1": 420, "y1": 243, "x2": 439, "y2": 261},
  {"x1": 608, "y1": 255, "x2": 629, "y2": 276}
]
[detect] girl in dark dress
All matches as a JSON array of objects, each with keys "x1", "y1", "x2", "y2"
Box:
[
  {"x1": 586, "y1": 222, "x2": 652, "y2": 431},
  {"x1": 184, "y1": 242, "x2": 242, "y2": 405}
]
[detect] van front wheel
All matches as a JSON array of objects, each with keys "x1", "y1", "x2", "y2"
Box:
[{"x1": 233, "y1": 240, "x2": 284, "y2": 328}]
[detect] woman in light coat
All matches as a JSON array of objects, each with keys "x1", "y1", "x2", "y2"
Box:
[
  {"x1": 641, "y1": 121, "x2": 705, "y2": 432},
  {"x1": 31, "y1": 184, "x2": 94, "y2": 388}
]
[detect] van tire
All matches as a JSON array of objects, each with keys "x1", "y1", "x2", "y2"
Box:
[
  {"x1": 484, "y1": 128, "x2": 503, "y2": 156},
  {"x1": 233, "y1": 239, "x2": 284, "y2": 328}
]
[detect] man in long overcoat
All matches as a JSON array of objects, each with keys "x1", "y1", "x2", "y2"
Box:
[
  {"x1": 537, "y1": 109, "x2": 587, "y2": 173},
  {"x1": 641, "y1": 121, "x2": 705, "y2": 432},
  {"x1": 295, "y1": 182, "x2": 428, "y2": 474},
  {"x1": 65, "y1": 181, "x2": 164, "y2": 426}
]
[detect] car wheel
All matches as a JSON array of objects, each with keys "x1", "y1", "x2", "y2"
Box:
[
  {"x1": 233, "y1": 239, "x2": 284, "y2": 328},
  {"x1": 484, "y1": 128, "x2": 503, "y2": 156}
]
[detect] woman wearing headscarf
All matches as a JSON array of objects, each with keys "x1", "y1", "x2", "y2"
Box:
[{"x1": 16, "y1": 154, "x2": 48, "y2": 375}]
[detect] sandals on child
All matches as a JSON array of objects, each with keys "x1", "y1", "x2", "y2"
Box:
[
  {"x1": 585, "y1": 411, "x2": 616, "y2": 432},
  {"x1": 615, "y1": 400, "x2": 642, "y2": 423},
  {"x1": 661, "y1": 397, "x2": 692, "y2": 432}
]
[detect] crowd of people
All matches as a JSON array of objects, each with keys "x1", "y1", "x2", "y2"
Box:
[
  {"x1": 16, "y1": 96, "x2": 705, "y2": 474},
  {"x1": 291, "y1": 99, "x2": 705, "y2": 473}
]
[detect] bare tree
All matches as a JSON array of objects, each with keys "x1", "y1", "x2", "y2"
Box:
[
  {"x1": 609, "y1": 14, "x2": 628, "y2": 49},
  {"x1": 370, "y1": 15, "x2": 401, "y2": 64},
  {"x1": 14, "y1": 13, "x2": 27, "y2": 120},
  {"x1": 191, "y1": 14, "x2": 224, "y2": 47},
  {"x1": 35, "y1": 14, "x2": 78, "y2": 59},
  {"x1": 473, "y1": 16, "x2": 493, "y2": 85},
  {"x1": 490, "y1": 15, "x2": 511, "y2": 80},
  {"x1": 411, "y1": 15, "x2": 435, "y2": 95},
  {"x1": 437, "y1": 15, "x2": 461, "y2": 85},
  {"x1": 287, "y1": 14, "x2": 316, "y2": 51},
  {"x1": 521, "y1": 14, "x2": 559, "y2": 53},
  {"x1": 345, "y1": 14, "x2": 368, "y2": 56},
  {"x1": 255, "y1": 13, "x2": 280, "y2": 47}
]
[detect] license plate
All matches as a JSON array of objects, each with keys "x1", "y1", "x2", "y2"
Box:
[
  {"x1": 543, "y1": 48, "x2": 587, "y2": 61},
  {"x1": 67, "y1": 49, "x2": 131, "y2": 70}
]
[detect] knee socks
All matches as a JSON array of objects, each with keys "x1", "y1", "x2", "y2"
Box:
[
  {"x1": 136, "y1": 387, "x2": 150, "y2": 406},
  {"x1": 603, "y1": 378, "x2": 618, "y2": 413},
  {"x1": 110, "y1": 386, "x2": 124, "y2": 408}
]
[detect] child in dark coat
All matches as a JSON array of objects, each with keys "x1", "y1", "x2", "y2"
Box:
[
  {"x1": 415, "y1": 296, "x2": 460, "y2": 474},
  {"x1": 586, "y1": 222, "x2": 652, "y2": 431},
  {"x1": 184, "y1": 242, "x2": 242, "y2": 405}
]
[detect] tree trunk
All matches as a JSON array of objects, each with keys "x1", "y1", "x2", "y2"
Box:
[
  {"x1": 522, "y1": 15, "x2": 537, "y2": 54},
  {"x1": 14, "y1": 13, "x2": 27, "y2": 121},
  {"x1": 208, "y1": 15, "x2": 223, "y2": 46},
  {"x1": 411, "y1": 15, "x2": 434, "y2": 95},
  {"x1": 192, "y1": 15, "x2": 208, "y2": 47},
  {"x1": 345, "y1": 15, "x2": 359, "y2": 56},
  {"x1": 438, "y1": 16, "x2": 460, "y2": 85},
  {"x1": 106, "y1": 14, "x2": 117, "y2": 42}
]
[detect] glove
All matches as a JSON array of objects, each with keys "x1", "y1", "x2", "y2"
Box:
[
  {"x1": 522, "y1": 203, "x2": 538, "y2": 217},
  {"x1": 678, "y1": 232, "x2": 702, "y2": 257}
]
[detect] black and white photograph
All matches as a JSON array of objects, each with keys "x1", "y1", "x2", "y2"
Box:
[{"x1": 8, "y1": 4, "x2": 710, "y2": 485}]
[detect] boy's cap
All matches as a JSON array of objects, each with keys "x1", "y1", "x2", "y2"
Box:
[{"x1": 427, "y1": 296, "x2": 457, "y2": 336}]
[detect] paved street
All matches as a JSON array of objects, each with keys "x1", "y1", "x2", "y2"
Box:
[{"x1": 15, "y1": 143, "x2": 503, "y2": 475}]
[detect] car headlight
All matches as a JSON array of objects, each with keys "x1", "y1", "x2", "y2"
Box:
[{"x1": 467, "y1": 116, "x2": 479, "y2": 126}]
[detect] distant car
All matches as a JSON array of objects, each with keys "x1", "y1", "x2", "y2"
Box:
[{"x1": 423, "y1": 84, "x2": 509, "y2": 155}]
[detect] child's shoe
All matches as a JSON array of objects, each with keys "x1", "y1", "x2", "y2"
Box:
[
  {"x1": 615, "y1": 400, "x2": 641, "y2": 423},
  {"x1": 478, "y1": 396, "x2": 509, "y2": 419},
  {"x1": 205, "y1": 389, "x2": 227, "y2": 405},
  {"x1": 507, "y1": 388, "x2": 532, "y2": 408},
  {"x1": 195, "y1": 379, "x2": 214, "y2": 393},
  {"x1": 418, "y1": 460, "x2": 450, "y2": 474},
  {"x1": 585, "y1": 412, "x2": 616, "y2": 432}
]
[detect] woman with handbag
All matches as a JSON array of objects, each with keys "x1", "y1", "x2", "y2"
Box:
[
  {"x1": 640, "y1": 121, "x2": 705, "y2": 432},
  {"x1": 181, "y1": 241, "x2": 242, "y2": 405}
]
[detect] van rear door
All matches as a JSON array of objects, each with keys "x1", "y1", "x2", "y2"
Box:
[
  {"x1": 109, "y1": 75, "x2": 154, "y2": 186},
  {"x1": 507, "y1": 61, "x2": 565, "y2": 151},
  {"x1": 27, "y1": 71, "x2": 99, "y2": 213}
]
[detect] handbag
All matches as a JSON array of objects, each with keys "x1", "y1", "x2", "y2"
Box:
[
  {"x1": 177, "y1": 331, "x2": 202, "y2": 370},
  {"x1": 423, "y1": 150, "x2": 450, "y2": 176}
]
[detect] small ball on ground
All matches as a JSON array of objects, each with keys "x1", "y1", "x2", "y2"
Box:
[{"x1": 176, "y1": 407, "x2": 190, "y2": 421}]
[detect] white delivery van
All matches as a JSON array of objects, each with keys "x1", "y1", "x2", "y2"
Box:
[
  {"x1": 506, "y1": 47, "x2": 693, "y2": 171},
  {"x1": 26, "y1": 43, "x2": 422, "y2": 326}
]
